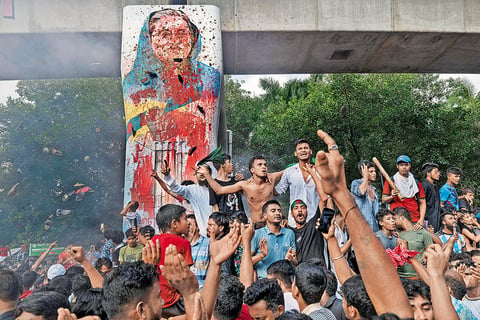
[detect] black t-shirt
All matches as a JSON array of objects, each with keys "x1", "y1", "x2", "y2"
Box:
[
  {"x1": 291, "y1": 207, "x2": 325, "y2": 266},
  {"x1": 208, "y1": 178, "x2": 244, "y2": 216},
  {"x1": 421, "y1": 179, "x2": 441, "y2": 232}
]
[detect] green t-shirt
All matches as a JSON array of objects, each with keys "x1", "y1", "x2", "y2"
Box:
[
  {"x1": 119, "y1": 244, "x2": 144, "y2": 263},
  {"x1": 397, "y1": 229, "x2": 433, "y2": 278}
]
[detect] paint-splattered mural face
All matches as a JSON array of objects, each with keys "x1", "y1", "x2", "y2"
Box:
[
  {"x1": 149, "y1": 13, "x2": 194, "y2": 64},
  {"x1": 121, "y1": 5, "x2": 223, "y2": 233}
]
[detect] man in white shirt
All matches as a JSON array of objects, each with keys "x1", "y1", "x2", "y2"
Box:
[
  {"x1": 275, "y1": 139, "x2": 321, "y2": 227},
  {"x1": 151, "y1": 162, "x2": 211, "y2": 237}
]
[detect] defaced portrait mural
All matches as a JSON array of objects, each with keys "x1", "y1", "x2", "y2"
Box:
[{"x1": 121, "y1": 5, "x2": 223, "y2": 227}]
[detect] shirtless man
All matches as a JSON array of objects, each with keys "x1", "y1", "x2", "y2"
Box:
[{"x1": 197, "y1": 155, "x2": 283, "y2": 226}]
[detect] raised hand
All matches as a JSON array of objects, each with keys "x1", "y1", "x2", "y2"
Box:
[
  {"x1": 69, "y1": 246, "x2": 87, "y2": 264},
  {"x1": 160, "y1": 160, "x2": 170, "y2": 175},
  {"x1": 314, "y1": 130, "x2": 347, "y2": 197},
  {"x1": 285, "y1": 247, "x2": 296, "y2": 261},
  {"x1": 210, "y1": 223, "x2": 241, "y2": 265},
  {"x1": 240, "y1": 220, "x2": 254, "y2": 245},
  {"x1": 142, "y1": 239, "x2": 161, "y2": 266},
  {"x1": 160, "y1": 244, "x2": 199, "y2": 297},
  {"x1": 259, "y1": 238, "x2": 268, "y2": 258}
]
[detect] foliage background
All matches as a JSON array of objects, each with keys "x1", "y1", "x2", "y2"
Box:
[{"x1": 1, "y1": 74, "x2": 479, "y2": 246}]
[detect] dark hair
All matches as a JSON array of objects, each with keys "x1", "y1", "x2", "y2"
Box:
[
  {"x1": 357, "y1": 160, "x2": 374, "y2": 175},
  {"x1": 22, "y1": 271, "x2": 38, "y2": 290},
  {"x1": 262, "y1": 200, "x2": 281, "y2": 215},
  {"x1": 102, "y1": 262, "x2": 158, "y2": 319},
  {"x1": 324, "y1": 269, "x2": 338, "y2": 297},
  {"x1": 341, "y1": 275, "x2": 376, "y2": 319},
  {"x1": 393, "y1": 207, "x2": 411, "y2": 222},
  {"x1": 149, "y1": 9, "x2": 199, "y2": 57},
  {"x1": 294, "y1": 138, "x2": 310, "y2": 148},
  {"x1": 213, "y1": 153, "x2": 232, "y2": 171},
  {"x1": 440, "y1": 206, "x2": 455, "y2": 222},
  {"x1": 104, "y1": 230, "x2": 124, "y2": 244},
  {"x1": 95, "y1": 258, "x2": 113, "y2": 272},
  {"x1": 376, "y1": 209, "x2": 394, "y2": 228},
  {"x1": 71, "y1": 274, "x2": 92, "y2": 296},
  {"x1": 209, "y1": 212, "x2": 230, "y2": 235},
  {"x1": 471, "y1": 250, "x2": 480, "y2": 259},
  {"x1": 267, "y1": 260, "x2": 295, "y2": 289},
  {"x1": 140, "y1": 225, "x2": 155, "y2": 237},
  {"x1": 0, "y1": 269, "x2": 22, "y2": 302},
  {"x1": 66, "y1": 265, "x2": 85, "y2": 278},
  {"x1": 373, "y1": 314, "x2": 401, "y2": 320},
  {"x1": 72, "y1": 288, "x2": 108, "y2": 319},
  {"x1": 214, "y1": 275, "x2": 245, "y2": 320},
  {"x1": 462, "y1": 187, "x2": 475, "y2": 195},
  {"x1": 244, "y1": 278, "x2": 284, "y2": 311},
  {"x1": 15, "y1": 291, "x2": 70, "y2": 320},
  {"x1": 181, "y1": 180, "x2": 195, "y2": 186},
  {"x1": 125, "y1": 227, "x2": 135, "y2": 238},
  {"x1": 249, "y1": 155, "x2": 266, "y2": 172},
  {"x1": 230, "y1": 211, "x2": 248, "y2": 224},
  {"x1": 294, "y1": 262, "x2": 327, "y2": 305},
  {"x1": 447, "y1": 167, "x2": 463, "y2": 176},
  {"x1": 276, "y1": 310, "x2": 312, "y2": 320},
  {"x1": 422, "y1": 162, "x2": 439, "y2": 176},
  {"x1": 156, "y1": 204, "x2": 186, "y2": 232},
  {"x1": 129, "y1": 201, "x2": 139, "y2": 211},
  {"x1": 445, "y1": 275, "x2": 466, "y2": 300},
  {"x1": 43, "y1": 275, "x2": 73, "y2": 297},
  {"x1": 401, "y1": 279, "x2": 431, "y2": 302}
]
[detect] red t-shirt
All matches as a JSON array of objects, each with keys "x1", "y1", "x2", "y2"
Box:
[
  {"x1": 151, "y1": 233, "x2": 193, "y2": 308},
  {"x1": 383, "y1": 180, "x2": 425, "y2": 222},
  {"x1": 236, "y1": 304, "x2": 253, "y2": 320}
]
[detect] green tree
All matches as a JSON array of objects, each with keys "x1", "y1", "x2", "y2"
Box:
[{"x1": 0, "y1": 78, "x2": 125, "y2": 245}]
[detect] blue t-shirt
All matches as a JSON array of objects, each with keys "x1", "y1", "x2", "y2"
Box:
[
  {"x1": 439, "y1": 183, "x2": 459, "y2": 210},
  {"x1": 251, "y1": 226, "x2": 296, "y2": 279},
  {"x1": 190, "y1": 236, "x2": 210, "y2": 289}
]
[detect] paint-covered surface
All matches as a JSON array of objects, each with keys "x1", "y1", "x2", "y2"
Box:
[{"x1": 121, "y1": 5, "x2": 222, "y2": 228}]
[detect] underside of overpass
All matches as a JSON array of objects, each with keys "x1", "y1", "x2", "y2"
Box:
[{"x1": 1, "y1": 0, "x2": 480, "y2": 80}]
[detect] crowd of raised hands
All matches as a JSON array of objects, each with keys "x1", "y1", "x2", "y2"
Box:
[{"x1": 2, "y1": 130, "x2": 476, "y2": 320}]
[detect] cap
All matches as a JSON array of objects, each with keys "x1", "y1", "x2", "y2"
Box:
[
  {"x1": 396, "y1": 155, "x2": 411, "y2": 164},
  {"x1": 47, "y1": 264, "x2": 66, "y2": 280},
  {"x1": 290, "y1": 199, "x2": 307, "y2": 211}
]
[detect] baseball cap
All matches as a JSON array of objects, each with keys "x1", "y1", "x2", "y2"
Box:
[
  {"x1": 47, "y1": 264, "x2": 66, "y2": 280},
  {"x1": 396, "y1": 155, "x2": 411, "y2": 164}
]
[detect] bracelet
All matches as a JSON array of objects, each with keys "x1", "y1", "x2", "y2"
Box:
[
  {"x1": 332, "y1": 254, "x2": 344, "y2": 261},
  {"x1": 343, "y1": 204, "x2": 358, "y2": 222}
]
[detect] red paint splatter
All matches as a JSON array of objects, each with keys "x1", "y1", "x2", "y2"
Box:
[{"x1": 131, "y1": 88, "x2": 158, "y2": 104}]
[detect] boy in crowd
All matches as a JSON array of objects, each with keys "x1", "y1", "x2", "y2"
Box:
[
  {"x1": 393, "y1": 207, "x2": 433, "y2": 279},
  {"x1": 119, "y1": 228, "x2": 144, "y2": 264},
  {"x1": 150, "y1": 204, "x2": 193, "y2": 318},
  {"x1": 375, "y1": 209, "x2": 398, "y2": 250}
]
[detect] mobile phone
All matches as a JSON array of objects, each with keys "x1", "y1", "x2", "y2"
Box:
[{"x1": 317, "y1": 208, "x2": 335, "y2": 233}]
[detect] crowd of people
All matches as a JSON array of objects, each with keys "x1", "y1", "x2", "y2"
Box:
[{"x1": 2, "y1": 130, "x2": 480, "y2": 320}]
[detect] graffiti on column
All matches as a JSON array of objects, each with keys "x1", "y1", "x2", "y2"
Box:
[{"x1": 121, "y1": 5, "x2": 223, "y2": 229}]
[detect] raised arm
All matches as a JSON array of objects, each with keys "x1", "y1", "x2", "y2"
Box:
[
  {"x1": 239, "y1": 221, "x2": 255, "y2": 288},
  {"x1": 196, "y1": 166, "x2": 243, "y2": 195},
  {"x1": 321, "y1": 222, "x2": 355, "y2": 284},
  {"x1": 120, "y1": 201, "x2": 134, "y2": 217},
  {"x1": 314, "y1": 130, "x2": 413, "y2": 319},
  {"x1": 70, "y1": 246, "x2": 104, "y2": 288},
  {"x1": 200, "y1": 224, "x2": 241, "y2": 319},
  {"x1": 270, "y1": 170, "x2": 284, "y2": 184},
  {"x1": 31, "y1": 241, "x2": 57, "y2": 271},
  {"x1": 151, "y1": 169, "x2": 182, "y2": 202}
]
